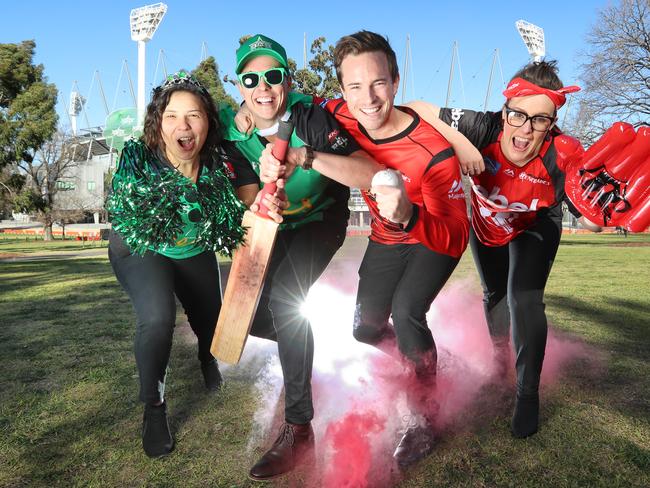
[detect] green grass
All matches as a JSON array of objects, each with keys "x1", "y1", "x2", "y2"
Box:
[
  {"x1": 0, "y1": 235, "x2": 107, "y2": 254},
  {"x1": 0, "y1": 234, "x2": 648, "y2": 487}
]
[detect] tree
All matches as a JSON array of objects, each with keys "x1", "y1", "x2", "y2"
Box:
[
  {"x1": 292, "y1": 37, "x2": 340, "y2": 99},
  {"x1": 15, "y1": 130, "x2": 80, "y2": 240},
  {"x1": 191, "y1": 56, "x2": 238, "y2": 111},
  {"x1": 0, "y1": 167, "x2": 25, "y2": 218},
  {"x1": 0, "y1": 40, "x2": 58, "y2": 169},
  {"x1": 577, "y1": 0, "x2": 650, "y2": 130}
]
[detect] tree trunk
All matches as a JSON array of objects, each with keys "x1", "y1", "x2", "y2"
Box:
[{"x1": 43, "y1": 213, "x2": 54, "y2": 241}]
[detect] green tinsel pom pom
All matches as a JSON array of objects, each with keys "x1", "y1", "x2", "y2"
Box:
[{"x1": 107, "y1": 140, "x2": 246, "y2": 256}]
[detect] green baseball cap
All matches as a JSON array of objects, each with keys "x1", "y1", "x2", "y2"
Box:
[{"x1": 236, "y1": 34, "x2": 288, "y2": 74}]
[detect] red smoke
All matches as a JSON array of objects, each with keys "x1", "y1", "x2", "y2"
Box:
[
  {"x1": 322, "y1": 410, "x2": 386, "y2": 488},
  {"x1": 313, "y1": 279, "x2": 596, "y2": 487},
  {"x1": 243, "y1": 249, "x2": 599, "y2": 487}
]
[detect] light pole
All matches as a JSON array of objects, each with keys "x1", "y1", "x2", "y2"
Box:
[
  {"x1": 515, "y1": 20, "x2": 545, "y2": 63},
  {"x1": 129, "y1": 3, "x2": 167, "y2": 126}
]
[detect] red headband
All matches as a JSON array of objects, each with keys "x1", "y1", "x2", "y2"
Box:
[{"x1": 503, "y1": 77, "x2": 581, "y2": 108}]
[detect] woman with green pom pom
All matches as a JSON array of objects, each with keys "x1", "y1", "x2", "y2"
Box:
[{"x1": 107, "y1": 71, "x2": 284, "y2": 458}]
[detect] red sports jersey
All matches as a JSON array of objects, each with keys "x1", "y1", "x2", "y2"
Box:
[
  {"x1": 439, "y1": 108, "x2": 583, "y2": 246},
  {"x1": 323, "y1": 99, "x2": 469, "y2": 258}
]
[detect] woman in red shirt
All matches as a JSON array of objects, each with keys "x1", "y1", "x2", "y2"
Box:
[{"x1": 411, "y1": 60, "x2": 601, "y2": 438}]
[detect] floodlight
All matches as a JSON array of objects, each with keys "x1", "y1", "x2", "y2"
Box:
[
  {"x1": 130, "y1": 3, "x2": 167, "y2": 42},
  {"x1": 129, "y1": 3, "x2": 167, "y2": 126},
  {"x1": 68, "y1": 91, "x2": 85, "y2": 116},
  {"x1": 516, "y1": 20, "x2": 545, "y2": 63},
  {"x1": 69, "y1": 91, "x2": 86, "y2": 135}
]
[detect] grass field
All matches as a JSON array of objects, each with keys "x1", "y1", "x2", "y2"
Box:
[{"x1": 0, "y1": 233, "x2": 648, "y2": 487}]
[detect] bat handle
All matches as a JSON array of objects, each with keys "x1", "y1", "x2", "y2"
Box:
[{"x1": 257, "y1": 119, "x2": 293, "y2": 219}]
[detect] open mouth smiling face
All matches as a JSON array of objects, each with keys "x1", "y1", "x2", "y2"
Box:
[
  {"x1": 161, "y1": 90, "x2": 209, "y2": 167},
  {"x1": 500, "y1": 94, "x2": 556, "y2": 167}
]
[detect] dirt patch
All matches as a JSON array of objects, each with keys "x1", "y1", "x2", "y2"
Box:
[{"x1": 0, "y1": 252, "x2": 24, "y2": 259}]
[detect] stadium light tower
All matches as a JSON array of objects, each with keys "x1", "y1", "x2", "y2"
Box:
[
  {"x1": 68, "y1": 91, "x2": 85, "y2": 136},
  {"x1": 130, "y1": 3, "x2": 167, "y2": 125},
  {"x1": 516, "y1": 20, "x2": 545, "y2": 63}
]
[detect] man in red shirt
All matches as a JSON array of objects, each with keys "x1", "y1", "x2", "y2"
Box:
[
  {"x1": 330, "y1": 31, "x2": 470, "y2": 466},
  {"x1": 260, "y1": 30, "x2": 468, "y2": 467}
]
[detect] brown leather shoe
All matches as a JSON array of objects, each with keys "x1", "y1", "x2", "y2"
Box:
[{"x1": 249, "y1": 422, "x2": 315, "y2": 481}]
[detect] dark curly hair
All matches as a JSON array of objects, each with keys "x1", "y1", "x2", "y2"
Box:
[
  {"x1": 511, "y1": 59, "x2": 563, "y2": 91},
  {"x1": 142, "y1": 80, "x2": 221, "y2": 166}
]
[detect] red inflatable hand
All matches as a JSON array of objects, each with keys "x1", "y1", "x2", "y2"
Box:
[{"x1": 565, "y1": 124, "x2": 650, "y2": 232}]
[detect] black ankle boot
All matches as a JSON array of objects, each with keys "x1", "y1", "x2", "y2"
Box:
[
  {"x1": 249, "y1": 422, "x2": 315, "y2": 481},
  {"x1": 201, "y1": 359, "x2": 223, "y2": 391},
  {"x1": 142, "y1": 402, "x2": 174, "y2": 458},
  {"x1": 511, "y1": 393, "x2": 539, "y2": 438}
]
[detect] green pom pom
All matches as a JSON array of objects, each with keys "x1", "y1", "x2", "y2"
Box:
[{"x1": 107, "y1": 140, "x2": 246, "y2": 256}]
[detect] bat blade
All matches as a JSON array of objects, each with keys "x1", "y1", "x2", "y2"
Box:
[{"x1": 210, "y1": 210, "x2": 278, "y2": 364}]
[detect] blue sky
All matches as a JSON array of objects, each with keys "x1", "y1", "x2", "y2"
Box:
[{"x1": 4, "y1": 0, "x2": 606, "y2": 129}]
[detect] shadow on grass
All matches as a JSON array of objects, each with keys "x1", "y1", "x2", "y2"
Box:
[
  {"x1": 0, "y1": 257, "x2": 257, "y2": 487},
  {"x1": 546, "y1": 293, "x2": 650, "y2": 359},
  {"x1": 546, "y1": 293, "x2": 650, "y2": 419}
]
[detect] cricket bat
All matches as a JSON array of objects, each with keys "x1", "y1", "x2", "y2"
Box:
[{"x1": 210, "y1": 120, "x2": 293, "y2": 364}]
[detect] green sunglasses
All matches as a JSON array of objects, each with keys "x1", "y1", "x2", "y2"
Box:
[{"x1": 238, "y1": 67, "x2": 287, "y2": 89}]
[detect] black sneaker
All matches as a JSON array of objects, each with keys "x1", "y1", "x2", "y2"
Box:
[
  {"x1": 142, "y1": 402, "x2": 174, "y2": 458},
  {"x1": 393, "y1": 415, "x2": 436, "y2": 467},
  {"x1": 201, "y1": 359, "x2": 223, "y2": 391}
]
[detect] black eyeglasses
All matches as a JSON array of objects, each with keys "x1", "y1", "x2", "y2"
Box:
[
  {"x1": 237, "y1": 68, "x2": 287, "y2": 89},
  {"x1": 504, "y1": 105, "x2": 556, "y2": 132}
]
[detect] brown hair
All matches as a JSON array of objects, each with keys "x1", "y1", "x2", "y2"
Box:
[
  {"x1": 334, "y1": 30, "x2": 399, "y2": 85},
  {"x1": 142, "y1": 83, "x2": 221, "y2": 166},
  {"x1": 511, "y1": 59, "x2": 563, "y2": 90}
]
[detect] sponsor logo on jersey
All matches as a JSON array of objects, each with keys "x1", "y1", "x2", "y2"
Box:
[
  {"x1": 519, "y1": 172, "x2": 551, "y2": 186},
  {"x1": 475, "y1": 184, "x2": 540, "y2": 232},
  {"x1": 448, "y1": 179, "x2": 466, "y2": 199},
  {"x1": 504, "y1": 168, "x2": 515, "y2": 177},
  {"x1": 450, "y1": 108, "x2": 465, "y2": 129}
]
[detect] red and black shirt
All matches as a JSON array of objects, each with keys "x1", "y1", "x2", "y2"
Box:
[
  {"x1": 439, "y1": 108, "x2": 582, "y2": 246},
  {"x1": 323, "y1": 99, "x2": 469, "y2": 258}
]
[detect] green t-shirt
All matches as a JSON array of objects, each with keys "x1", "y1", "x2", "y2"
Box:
[
  {"x1": 220, "y1": 93, "x2": 361, "y2": 230},
  {"x1": 151, "y1": 171, "x2": 206, "y2": 259},
  {"x1": 108, "y1": 139, "x2": 246, "y2": 258}
]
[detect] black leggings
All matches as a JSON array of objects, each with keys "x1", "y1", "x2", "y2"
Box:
[
  {"x1": 248, "y1": 220, "x2": 346, "y2": 425},
  {"x1": 353, "y1": 240, "x2": 459, "y2": 375},
  {"x1": 109, "y1": 231, "x2": 221, "y2": 405},
  {"x1": 470, "y1": 217, "x2": 561, "y2": 396}
]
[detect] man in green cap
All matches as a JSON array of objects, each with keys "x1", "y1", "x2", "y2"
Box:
[{"x1": 221, "y1": 34, "x2": 380, "y2": 481}]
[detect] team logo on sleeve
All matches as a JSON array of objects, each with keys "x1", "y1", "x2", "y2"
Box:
[
  {"x1": 222, "y1": 161, "x2": 236, "y2": 180},
  {"x1": 328, "y1": 129, "x2": 349, "y2": 151},
  {"x1": 450, "y1": 108, "x2": 465, "y2": 129}
]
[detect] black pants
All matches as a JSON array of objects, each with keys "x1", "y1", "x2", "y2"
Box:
[
  {"x1": 109, "y1": 231, "x2": 221, "y2": 405},
  {"x1": 354, "y1": 240, "x2": 459, "y2": 383},
  {"x1": 470, "y1": 217, "x2": 561, "y2": 397},
  {"x1": 248, "y1": 220, "x2": 346, "y2": 425}
]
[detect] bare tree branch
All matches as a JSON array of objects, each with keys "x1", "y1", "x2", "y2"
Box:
[{"x1": 576, "y1": 0, "x2": 650, "y2": 135}]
